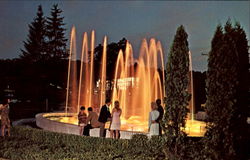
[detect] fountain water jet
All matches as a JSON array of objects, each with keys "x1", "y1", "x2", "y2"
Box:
[
  {"x1": 189, "y1": 51, "x2": 194, "y2": 121},
  {"x1": 89, "y1": 31, "x2": 95, "y2": 107},
  {"x1": 77, "y1": 32, "x2": 88, "y2": 113},
  {"x1": 76, "y1": 31, "x2": 95, "y2": 113},
  {"x1": 99, "y1": 36, "x2": 107, "y2": 107},
  {"x1": 65, "y1": 26, "x2": 78, "y2": 113}
]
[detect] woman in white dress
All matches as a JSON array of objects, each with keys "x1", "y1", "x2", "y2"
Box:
[
  {"x1": 110, "y1": 101, "x2": 122, "y2": 139},
  {"x1": 148, "y1": 102, "x2": 160, "y2": 136}
]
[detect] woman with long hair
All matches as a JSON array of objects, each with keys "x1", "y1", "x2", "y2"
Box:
[{"x1": 110, "y1": 101, "x2": 122, "y2": 139}]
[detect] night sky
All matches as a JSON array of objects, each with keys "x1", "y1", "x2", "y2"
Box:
[{"x1": 0, "y1": 1, "x2": 249, "y2": 71}]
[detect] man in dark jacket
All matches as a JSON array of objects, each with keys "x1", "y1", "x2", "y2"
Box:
[
  {"x1": 156, "y1": 99, "x2": 164, "y2": 135},
  {"x1": 98, "y1": 98, "x2": 111, "y2": 137}
]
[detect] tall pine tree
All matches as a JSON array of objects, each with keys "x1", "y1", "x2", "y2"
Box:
[
  {"x1": 205, "y1": 20, "x2": 249, "y2": 159},
  {"x1": 20, "y1": 5, "x2": 46, "y2": 63},
  {"x1": 46, "y1": 4, "x2": 68, "y2": 60},
  {"x1": 163, "y1": 25, "x2": 191, "y2": 159}
]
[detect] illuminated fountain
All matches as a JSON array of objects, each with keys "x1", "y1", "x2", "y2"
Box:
[
  {"x1": 37, "y1": 27, "x2": 206, "y2": 138},
  {"x1": 110, "y1": 38, "x2": 165, "y2": 131}
]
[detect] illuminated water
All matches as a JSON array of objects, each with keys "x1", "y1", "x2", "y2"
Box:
[
  {"x1": 46, "y1": 114, "x2": 206, "y2": 136},
  {"x1": 62, "y1": 27, "x2": 205, "y2": 137}
]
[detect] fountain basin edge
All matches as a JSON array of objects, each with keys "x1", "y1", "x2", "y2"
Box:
[{"x1": 35, "y1": 112, "x2": 146, "y2": 139}]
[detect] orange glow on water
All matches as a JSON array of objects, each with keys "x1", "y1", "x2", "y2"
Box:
[{"x1": 46, "y1": 114, "x2": 205, "y2": 136}]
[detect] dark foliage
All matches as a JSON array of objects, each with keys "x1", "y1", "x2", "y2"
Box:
[
  {"x1": 0, "y1": 59, "x2": 68, "y2": 114},
  {"x1": 163, "y1": 25, "x2": 191, "y2": 160},
  {"x1": 20, "y1": 5, "x2": 46, "y2": 63},
  {"x1": 205, "y1": 20, "x2": 250, "y2": 160},
  {"x1": 46, "y1": 4, "x2": 68, "y2": 60},
  {"x1": 94, "y1": 38, "x2": 127, "y2": 81}
]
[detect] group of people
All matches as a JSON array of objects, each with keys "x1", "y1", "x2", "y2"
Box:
[
  {"x1": 0, "y1": 97, "x2": 164, "y2": 138},
  {"x1": 78, "y1": 98, "x2": 122, "y2": 139},
  {"x1": 0, "y1": 98, "x2": 11, "y2": 137},
  {"x1": 78, "y1": 98, "x2": 164, "y2": 138},
  {"x1": 148, "y1": 99, "x2": 164, "y2": 136}
]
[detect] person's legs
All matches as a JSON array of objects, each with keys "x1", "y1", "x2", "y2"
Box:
[
  {"x1": 6, "y1": 126, "x2": 10, "y2": 137},
  {"x1": 115, "y1": 130, "x2": 119, "y2": 139},
  {"x1": 110, "y1": 130, "x2": 114, "y2": 138},
  {"x1": 79, "y1": 126, "x2": 83, "y2": 135},
  {"x1": 99, "y1": 122, "x2": 105, "y2": 137},
  {"x1": 83, "y1": 124, "x2": 92, "y2": 136},
  {"x1": 7, "y1": 120, "x2": 10, "y2": 136},
  {"x1": 1, "y1": 125, "x2": 5, "y2": 137},
  {"x1": 159, "y1": 125, "x2": 162, "y2": 136}
]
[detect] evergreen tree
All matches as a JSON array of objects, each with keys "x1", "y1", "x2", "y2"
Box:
[
  {"x1": 20, "y1": 5, "x2": 46, "y2": 62},
  {"x1": 230, "y1": 22, "x2": 250, "y2": 159},
  {"x1": 205, "y1": 20, "x2": 249, "y2": 159},
  {"x1": 163, "y1": 25, "x2": 191, "y2": 159},
  {"x1": 46, "y1": 4, "x2": 68, "y2": 60}
]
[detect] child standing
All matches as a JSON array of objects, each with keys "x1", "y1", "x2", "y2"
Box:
[{"x1": 0, "y1": 99, "x2": 11, "y2": 137}]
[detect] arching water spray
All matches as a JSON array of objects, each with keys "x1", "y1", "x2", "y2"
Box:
[
  {"x1": 65, "y1": 26, "x2": 77, "y2": 113},
  {"x1": 100, "y1": 36, "x2": 107, "y2": 106}
]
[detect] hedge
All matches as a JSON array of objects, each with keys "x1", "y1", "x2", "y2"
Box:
[{"x1": 0, "y1": 127, "x2": 165, "y2": 160}]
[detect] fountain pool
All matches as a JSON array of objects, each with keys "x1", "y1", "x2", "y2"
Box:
[
  {"x1": 36, "y1": 27, "x2": 206, "y2": 139},
  {"x1": 36, "y1": 112, "x2": 206, "y2": 138}
]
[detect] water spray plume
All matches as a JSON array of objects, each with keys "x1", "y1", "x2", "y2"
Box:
[
  {"x1": 100, "y1": 36, "x2": 107, "y2": 107},
  {"x1": 189, "y1": 51, "x2": 194, "y2": 121},
  {"x1": 66, "y1": 26, "x2": 77, "y2": 113},
  {"x1": 77, "y1": 32, "x2": 88, "y2": 113}
]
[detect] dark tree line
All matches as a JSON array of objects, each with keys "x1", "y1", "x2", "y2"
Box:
[
  {"x1": 20, "y1": 4, "x2": 68, "y2": 63},
  {"x1": 205, "y1": 20, "x2": 249, "y2": 160},
  {"x1": 0, "y1": 4, "x2": 68, "y2": 119},
  {"x1": 163, "y1": 19, "x2": 249, "y2": 160},
  {"x1": 18, "y1": 4, "x2": 68, "y2": 109},
  {"x1": 20, "y1": 5, "x2": 46, "y2": 63}
]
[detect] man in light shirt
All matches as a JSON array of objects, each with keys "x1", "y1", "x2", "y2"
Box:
[{"x1": 83, "y1": 107, "x2": 100, "y2": 136}]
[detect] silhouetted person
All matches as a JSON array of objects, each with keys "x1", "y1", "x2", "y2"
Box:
[
  {"x1": 155, "y1": 99, "x2": 164, "y2": 135},
  {"x1": 83, "y1": 107, "x2": 100, "y2": 136},
  {"x1": 98, "y1": 99, "x2": 112, "y2": 137}
]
